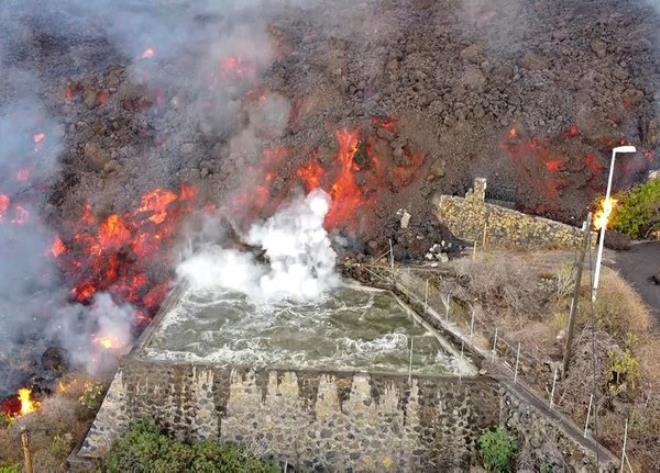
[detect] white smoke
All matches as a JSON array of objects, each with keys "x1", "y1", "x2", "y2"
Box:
[
  {"x1": 48, "y1": 294, "x2": 135, "y2": 376},
  {"x1": 177, "y1": 189, "x2": 339, "y2": 302}
]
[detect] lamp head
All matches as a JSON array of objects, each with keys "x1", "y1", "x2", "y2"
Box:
[{"x1": 613, "y1": 145, "x2": 636, "y2": 154}]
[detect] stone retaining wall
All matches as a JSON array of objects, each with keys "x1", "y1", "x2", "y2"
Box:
[
  {"x1": 72, "y1": 360, "x2": 615, "y2": 472},
  {"x1": 434, "y1": 178, "x2": 587, "y2": 250}
]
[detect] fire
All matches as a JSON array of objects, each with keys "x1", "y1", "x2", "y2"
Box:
[
  {"x1": 32, "y1": 132, "x2": 45, "y2": 144},
  {"x1": 141, "y1": 48, "x2": 155, "y2": 59},
  {"x1": 18, "y1": 388, "x2": 39, "y2": 416},
  {"x1": 508, "y1": 128, "x2": 518, "y2": 139},
  {"x1": 594, "y1": 197, "x2": 618, "y2": 230},
  {"x1": 94, "y1": 335, "x2": 118, "y2": 350}
]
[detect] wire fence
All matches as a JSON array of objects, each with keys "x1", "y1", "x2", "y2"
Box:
[{"x1": 358, "y1": 259, "x2": 656, "y2": 472}]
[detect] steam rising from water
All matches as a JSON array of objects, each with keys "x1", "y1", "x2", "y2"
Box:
[{"x1": 178, "y1": 189, "x2": 339, "y2": 302}]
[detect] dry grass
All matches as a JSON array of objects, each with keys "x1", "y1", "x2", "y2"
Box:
[
  {"x1": 592, "y1": 270, "x2": 651, "y2": 342},
  {"x1": 449, "y1": 249, "x2": 659, "y2": 471},
  {"x1": 452, "y1": 253, "x2": 541, "y2": 316},
  {"x1": 0, "y1": 372, "x2": 102, "y2": 472}
]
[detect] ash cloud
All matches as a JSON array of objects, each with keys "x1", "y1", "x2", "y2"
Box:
[{"x1": 178, "y1": 189, "x2": 339, "y2": 302}]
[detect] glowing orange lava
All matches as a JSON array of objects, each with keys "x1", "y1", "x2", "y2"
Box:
[
  {"x1": 51, "y1": 236, "x2": 66, "y2": 257},
  {"x1": 297, "y1": 159, "x2": 325, "y2": 191},
  {"x1": 57, "y1": 185, "x2": 196, "y2": 316}
]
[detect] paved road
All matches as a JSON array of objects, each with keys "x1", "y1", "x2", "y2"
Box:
[{"x1": 611, "y1": 241, "x2": 660, "y2": 323}]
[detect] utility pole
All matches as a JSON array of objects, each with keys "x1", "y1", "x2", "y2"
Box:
[
  {"x1": 562, "y1": 212, "x2": 592, "y2": 378},
  {"x1": 20, "y1": 426, "x2": 33, "y2": 473}
]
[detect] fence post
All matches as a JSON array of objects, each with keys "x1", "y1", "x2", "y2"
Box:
[
  {"x1": 408, "y1": 337, "x2": 414, "y2": 385},
  {"x1": 619, "y1": 418, "x2": 628, "y2": 473},
  {"x1": 388, "y1": 239, "x2": 395, "y2": 282},
  {"x1": 549, "y1": 366, "x2": 558, "y2": 409},
  {"x1": 491, "y1": 328, "x2": 498, "y2": 363},
  {"x1": 584, "y1": 394, "x2": 593, "y2": 437},
  {"x1": 20, "y1": 427, "x2": 33, "y2": 473},
  {"x1": 562, "y1": 213, "x2": 592, "y2": 378},
  {"x1": 514, "y1": 343, "x2": 521, "y2": 384},
  {"x1": 424, "y1": 280, "x2": 429, "y2": 315},
  {"x1": 445, "y1": 293, "x2": 451, "y2": 322}
]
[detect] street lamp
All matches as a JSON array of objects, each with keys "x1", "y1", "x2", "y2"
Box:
[{"x1": 592, "y1": 145, "x2": 636, "y2": 302}]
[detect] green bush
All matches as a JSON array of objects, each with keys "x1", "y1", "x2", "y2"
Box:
[
  {"x1": 608, "y1": 349, "x2": 641, "y2": 395},
  {"x1": 612, "y1": 179, "x2": 660, "y2": 239},
  {"x1": 0, "y1": 465, "x2": 20, "y2": 473},
  {"x1": 104, "y1": 418, "x2": 279, "y2": 473},
  {"x1": 479, "y1": 427, "x2": 518, "y2": 473}
]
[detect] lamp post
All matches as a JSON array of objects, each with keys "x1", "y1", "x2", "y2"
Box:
[{"x1": 592, "y1": 145, "x2": 636, "y2": 302}]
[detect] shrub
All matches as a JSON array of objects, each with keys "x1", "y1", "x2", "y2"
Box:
[
  {"x1": 0, "y1": 465, "x2": 20, "y2": 473},
  {"x1": 608, "y1": 349, "x2": 641, "y2": 395},
  {"x1": 479, "y1": 427, "x2": 518, "y2": 473},
  {"x1": 612, "y1": 179, "x2": 660, "y2": 239},
  {"x1": 104, "y1": 418, "x2": 279, "y2": 473},
  {"x1": 78, "y1": 382, "x2": 105, "y2": 411}
]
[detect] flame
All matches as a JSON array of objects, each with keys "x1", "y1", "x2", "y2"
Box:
[
  {"x1": 507, "y1": 128, "x2": 518, "y2": 139},
  {"x1": 594, "y1": 197, "x2": 618, "y2": 230},
  {"x1": 32, "y1": 132, "x2": 45, "y2": 144},
  {"x1": 141, "y1": 48, "x2": 155, "y2": 59},
  {"x1": 18, "y1": 388, "x2": 39, "y2": 416},
  {"x1": 94, "y1": 335, "x2": 117, "y2": 350}
]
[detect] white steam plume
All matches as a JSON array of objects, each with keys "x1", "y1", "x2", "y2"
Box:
[{"x1": 178, "y1": 190, "x2": 339, "y2": 302}]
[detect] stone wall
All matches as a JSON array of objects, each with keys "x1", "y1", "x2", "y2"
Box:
[
  {"x1": 72, "y1": 359, "x2": 616, "y2": 472},
  {"x1": 434, "y1": 178, "x2": 588, "y2": 250}
]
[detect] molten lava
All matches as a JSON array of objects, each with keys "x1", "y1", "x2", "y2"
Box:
[
  {"x1": 55, "y1": 185, "x2": 196, "y2": 318},
  {"x1": 594, "y1": 197, "x2": 618, "y2": 230}
]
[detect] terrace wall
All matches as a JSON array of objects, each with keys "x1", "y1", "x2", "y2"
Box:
[
  {"x1": 72, "y1": 359, "x2": 614, "y2": 472},
  {"x1": 434, "y1": 178, "x2": 587, "y2": 250}
]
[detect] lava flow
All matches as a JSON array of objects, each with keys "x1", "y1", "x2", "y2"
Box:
[{"x1": 54, "y1": 185, "x2": 197, "y2": 321}]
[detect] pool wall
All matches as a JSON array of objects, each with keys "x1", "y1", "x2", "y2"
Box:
[{"x1": 72, "y1": 359, "x2": 614, "y2": 472}]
